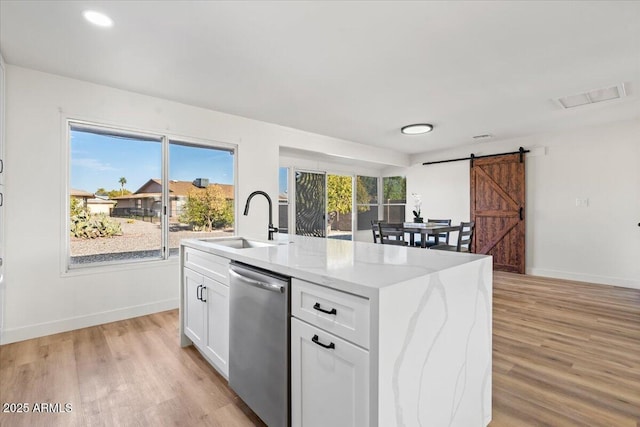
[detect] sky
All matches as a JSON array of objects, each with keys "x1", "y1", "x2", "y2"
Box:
[
  {"x1": 279, "y1": 167, "x2": 288, "y2": 195},
  {"x1": 70, "y1": 130, "x2": 235, "y2": 193}
]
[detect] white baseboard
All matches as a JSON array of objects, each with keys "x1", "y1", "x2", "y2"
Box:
[
  {"x1": 527, "y1": 268, "x2": 640, "y2": 290},
  {"x1": 0, "y1": 298, "x2": 178, "y2": 345}
]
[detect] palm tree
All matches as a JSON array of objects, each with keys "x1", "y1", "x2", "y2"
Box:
[{"x1": 118, "y1": 177, "x2": 127, "y2": 196}]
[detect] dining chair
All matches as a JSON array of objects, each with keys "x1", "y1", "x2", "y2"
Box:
[
  {"x1": 371, "y1": 220, "x2": 381, "y2": 243},
  {"x1": 423, "y1": 218, "x2": 452, "y2": 247},
  {"x1": 430, "y1": 221, "x2": 474, "y2": 252},
  {"x1": 377, "y1": 222, "x2": 408, "y2": 246}
]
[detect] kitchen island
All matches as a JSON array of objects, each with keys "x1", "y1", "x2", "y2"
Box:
[{"x1": 180, "y1": 234, "x2": 492, "y2": 427}]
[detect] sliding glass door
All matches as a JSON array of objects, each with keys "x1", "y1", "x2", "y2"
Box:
[
  {"x1": 327, "y1": 174, "x2": 353, "y2": 240},
  {"x1": 295, "y1": 171, "x2": 326, "y2": 237}
]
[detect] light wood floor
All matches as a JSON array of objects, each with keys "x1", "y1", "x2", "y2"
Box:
[
  {"x1": 491, "y1": 272, "x2": 640, "y2": 427},
  {"x1": 0, "y1": 311, "x2": 266, "y2": 427},
  {"x1": 1, "y1": 272, "x2": 638, "y2": 426}
]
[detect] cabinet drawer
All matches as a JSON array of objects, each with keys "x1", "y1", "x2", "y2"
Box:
[
  {"x1": 292, "y1": 278, "x2": 370, "y2": 349},
  {"x1": 184, "y1": 247, "x2": 229, "y2": 284}
]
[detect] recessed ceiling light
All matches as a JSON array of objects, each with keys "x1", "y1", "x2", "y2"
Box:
[
  {"x1": 83, "y1": 10, "x2": 113, "y2": 28},
  {"x1": 401, "y1": 124, "x2": 433, "y2": 135}
]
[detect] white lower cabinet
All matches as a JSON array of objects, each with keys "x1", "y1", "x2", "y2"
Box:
[
  {"x1": 203, "y1": 276, "x2": 229, "y2": 375},
  {"x1": 184, "y1": 267, "x2": 205, "y2": 345},
  {"x1": 182, "y1": 250, "x2": 229, "y2": 378},
  {"x1": 291, "y1": 317, "x2": 369, "y2": 427}
]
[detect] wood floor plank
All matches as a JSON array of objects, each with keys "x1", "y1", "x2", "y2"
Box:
[{"x1": 1, "y1": 271, "x2": 638, "y2": 426}]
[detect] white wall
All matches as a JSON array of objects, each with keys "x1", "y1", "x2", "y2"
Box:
[
  {"x1": 279, "y1": 155, "x2": 384, "y2": 178},
  {"x1": 3, "y1": 65, "x2": 402, "y2": 343},
  {"x1": 0, "y1": 53, "x2": 6, "y2": 342},
  {"x1": 405, "y1": 119, "x2": 640, "y2": 289}
]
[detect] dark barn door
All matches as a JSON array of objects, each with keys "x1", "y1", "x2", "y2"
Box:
[{"x1": 471, "y1": 153, "x2": 526, "y2": 273}]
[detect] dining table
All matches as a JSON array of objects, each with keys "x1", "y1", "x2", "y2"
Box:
[{"x1": 402, "y1": 222, "x2": 460, "y2": 248}]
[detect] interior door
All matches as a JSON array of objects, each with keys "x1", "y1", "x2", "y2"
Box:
[
  {"x1": 295, "y1": 171, "x2": 326, "y2": 237},
  {"x1": 471, "y1": 153, "x2": 526, "y2": 273}
]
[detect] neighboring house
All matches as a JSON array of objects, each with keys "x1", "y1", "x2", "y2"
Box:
[
  {"x1": 112, "y1": 178, "x2": 234, "y2": 219},
  {"x1": 71, "y1": 190, "x2": 117, "y2": 215},
  {"x1": 87, "y1": 195, "x2": 117, "y2": 215},
  {"x1": 70, "y1": 188, "x2": 94, "y2": 207}
]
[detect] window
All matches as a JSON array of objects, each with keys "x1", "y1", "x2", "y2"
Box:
[
  {"x1": 68, "y1": 121, "x2": 235, "y2": 268},
  {"x1": 168, "y1": 141, "x2": 235, "y2": 256},
  {"x1": 382, "y1": 176, "x2": 406, "y2": 223},
  {"x1": 327, "y1": 174, "x2": 353, "y2": 240},
  {"x1": 278, "y1": 167, "x2": 289, "y2": 233},
  {"x1": 356, "y1": 176, "x2": 379, "y2": 230}
]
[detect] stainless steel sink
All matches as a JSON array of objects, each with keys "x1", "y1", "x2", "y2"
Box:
[{"x1": 199, "y1": 237, "x2": 278, "y2": 249}]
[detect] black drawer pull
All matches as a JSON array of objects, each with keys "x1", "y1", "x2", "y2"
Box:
[
  {"x1": 196, "y1": 284, "x2": 202, "y2": 301},
  {"x1": 312, "y1": 334, "x2": 335, "y2": 349},
  {"x1": 201, "y1": 286, "x2": 207, "y2": 303},
  {"x1": 313, "y1": 302, "x2": 337, "y2": 315}
]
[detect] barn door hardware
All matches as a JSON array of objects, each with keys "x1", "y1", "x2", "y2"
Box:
[{"x1": 423, "y1": 147, "x2": 531, "y2": 166}]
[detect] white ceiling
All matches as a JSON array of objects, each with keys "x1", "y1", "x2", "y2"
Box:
[{"x1": 1, "y1": 1, "x2": 639, "y2": 155}]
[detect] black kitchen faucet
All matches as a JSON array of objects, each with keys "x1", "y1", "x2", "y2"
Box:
[{"x1": 243, "y1": 190, "x2": 278, "y2": 240}]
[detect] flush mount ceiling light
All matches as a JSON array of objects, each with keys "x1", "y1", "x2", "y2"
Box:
[
  {"x1": 83, "y1": 10, "x2": 113, "y2": 27},
  {"x1": 401, "y1": 124, "x2": 433, "y2": 135}
]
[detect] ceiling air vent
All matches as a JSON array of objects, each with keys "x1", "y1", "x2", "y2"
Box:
[{"x1": 557, "y1": 83, "x2": 626, "y2": 109}]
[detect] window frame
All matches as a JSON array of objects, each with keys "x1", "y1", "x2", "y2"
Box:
[
  {"x1": 63, "y1": 118, "x2": 237, "y2": 273},
  {"x1": 355, "y1": 175, "x2": 380, "y2": 231},
  {"x1": 278, "y1": 166, "x2": 290, "y2": 234},
  {"x1": 381, "y1": 176, "x2": 407, "y2": 223}
]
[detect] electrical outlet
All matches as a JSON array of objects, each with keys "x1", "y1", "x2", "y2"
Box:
[{"x1": 575, "y1": 198, "x2": 589, "y2": 207}]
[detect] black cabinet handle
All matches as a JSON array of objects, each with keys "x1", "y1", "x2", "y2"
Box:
[
  {"x1": 519, "y1": 207, "x2": 524, "y2": 221},
  {"x1": 312, "y1": 334, "x2": 335, "y2": 349},
  {"x1": 201, "y1": 286, "x2": 207, "y2": 303},
  {"x1": 196, "y1": 284, "x2": 202, "y2": 301},
  {"x1": 313, "y1": 302, "x2": 337, "y2": 315}
]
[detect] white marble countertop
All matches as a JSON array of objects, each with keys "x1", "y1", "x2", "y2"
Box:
[{"x1": 182, "y1": 234, "x2": 489, "y2": 297}]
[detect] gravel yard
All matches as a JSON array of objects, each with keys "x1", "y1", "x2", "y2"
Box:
[{"x1": 70, "y1": 218, "x2": 232, "y2": 258}]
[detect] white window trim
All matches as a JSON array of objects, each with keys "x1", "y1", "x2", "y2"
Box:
[
  {"x1": 61, "y1": 117, "x2": 237, "y2": 274},
  {"x1": 355, "y1": 175, "x2": 381, "y2": 230},
  {"x1": 381, "y1": 176, "x2": 407, "y2": 222}
]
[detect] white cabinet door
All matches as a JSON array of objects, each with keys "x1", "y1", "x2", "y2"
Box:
[
  {"x1": 291, "y1": 318, "x2": 369, "y2": 427},
  {"x1": 183, "y1": 268, "x2": 205, "y2": 347},
  {"x1": 203, "y1": 276, "x2": 229, "y2": 377}
]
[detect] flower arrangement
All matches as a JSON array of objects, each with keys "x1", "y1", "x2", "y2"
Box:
[{"x1": 411, "y1": 193, "x2": 423, "y2": 222}]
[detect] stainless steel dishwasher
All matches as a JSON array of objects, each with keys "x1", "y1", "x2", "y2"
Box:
[{"x1": 228, "y1": 262, "x2": 290, "y2": 427}]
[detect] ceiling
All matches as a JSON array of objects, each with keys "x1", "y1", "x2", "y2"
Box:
[{"x1": 1, "y1": 1, "x2": 639, "y2": 155}]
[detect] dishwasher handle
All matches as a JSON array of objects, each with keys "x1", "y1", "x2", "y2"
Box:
[{"x1": 229, "y1": 268, "x2": 285, "y2": 293}]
